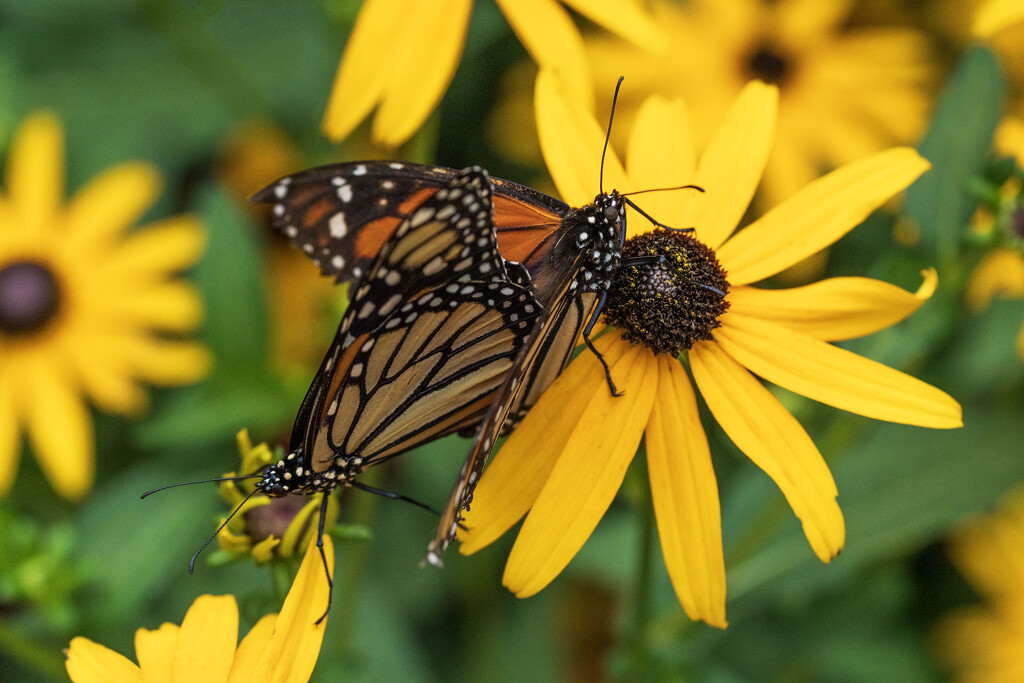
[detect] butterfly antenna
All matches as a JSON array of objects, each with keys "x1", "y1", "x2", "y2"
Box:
[
  {"x1": 141, "y1": 473, "x2": 263, "y2": 499},
  {"x1": 187, "y1": 486, "x2": 262, "y2": 574},
  {"x1": 622, "y1": 184, "x2": 705, "y2": 198},
  {"x1": 600, "y1": 76, "x2": 625, "y2": 194}
]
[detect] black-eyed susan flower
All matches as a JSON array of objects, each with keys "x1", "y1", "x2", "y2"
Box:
[
  {"x1": 0, "y1": 112, "x2": 210, "y2": 501},
  {"x1": 322, "y1": 0, "x2": 665, "y2": 147},
  {"x1": 934, "y1": 490, "x2": 1024, "y2": 682},
  {"x1": 585, "y1": 0, "x2": 934, "y2": 206},
  {"x1": 65, "y1": 533, "x2": 333, "y2": 683},
  {"x1": 459, "y1": 73, "x2": 962, "y2": 627},
  {"x1": 217, "y1": 430, "x2": 339, "y2": 564}
]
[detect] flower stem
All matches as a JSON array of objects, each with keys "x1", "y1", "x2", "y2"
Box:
[
  {"x1": 626, "y1": 448, "x2": 656, "y2": 680},
  {"x1": 0, "y1": 619, "x2": 66, "y2": 681}
]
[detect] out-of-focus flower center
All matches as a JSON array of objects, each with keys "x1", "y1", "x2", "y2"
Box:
[
  {"x1": 0, "y1": 261, "x2": 62, "y2": 336},
  {"x1": 244, "y1": 495, "x2": 309, "y2": 543},
  {"x1": 744, "y1": 42, "x2": 792, "y2": 86},
  {"x1": 603, "y1": 229, "x2": 729, "y2": 355},
  {"x1": 1012, "y1": 207, "x2": 1024, "y2": 240}
]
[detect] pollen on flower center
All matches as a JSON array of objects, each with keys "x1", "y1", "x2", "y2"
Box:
[
  {"x1": 0, "y1": 260, "x2": 62, "y2": 336},
  {"x1": 744, "y1": 42, "x2": 792, "y2": 86},
  {"x1": 603, "y1": 229, "x2": 729, "y2": 355}
]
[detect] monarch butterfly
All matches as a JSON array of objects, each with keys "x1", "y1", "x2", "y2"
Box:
[{"x1": 253, "y1": 81, "x2": 704, "y2": 572}]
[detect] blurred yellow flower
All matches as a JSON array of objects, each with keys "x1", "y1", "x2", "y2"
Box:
[
  {"x1": 0, "y1": 112, "x2": 210, "y2": 501},
  {"x1": 217, "y1": 430, "x2": 339, "y2": 564},
  {"x1": 974, "y1": 0, "x2": 1024, "y2": 36},
  {"x1": 585, "y1": 0, "x2": 934, "y2": 205},
  {"x1": 459, "y1": 74, "x2": 962, "y2": 628},
  {"x1": 322, "y1": 0, "x2": 665, "y2": 147},
  {"x1": 935, "y1": 491, "x2": 1024, "y2": 683},
  {"x1": 65, "y1": 533, "x2": 333, "y2": 683}
]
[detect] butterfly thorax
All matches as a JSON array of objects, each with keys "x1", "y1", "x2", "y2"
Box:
[
  {"x1": 565, "y1": 191, "x2": 625, "y2": 294},
  {"x1": 256, "y1": 448, "x2": 360, "y2": 497}
]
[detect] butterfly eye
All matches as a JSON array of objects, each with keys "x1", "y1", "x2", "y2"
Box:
[{"x1": 604, "y1": 204, "x2": 619, "y2": 221}]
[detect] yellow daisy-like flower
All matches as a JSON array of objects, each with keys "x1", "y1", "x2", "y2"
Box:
[
  {"x1": 0, "y1": 112, "x2": 210, "y2": 501},
  {"x1": 217, "y1": 430, "x2": 339, "y2": 564},
  {"x1": 585, "y1": 0, "x2": 934, "y2": 205},
  {"x1": 322, "y1": 0, "x2": 665, "y2": 147},
  {"x1": 459, "y1": 73, "x2": 962, "y2": 627},
  {"x1": 65, "y1": 532, "x2": 333, "y2": 683},
  {"x1": 935, "y1": 490, "x2": 1024, "y2": 682},
  {"x1": 974, "y1": 0, "x2": 1024, "y2": 37}
]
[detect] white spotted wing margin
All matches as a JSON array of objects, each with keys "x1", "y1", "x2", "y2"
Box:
[
  {"x1": 424, "y1": 255, "x2": 593, "y2": 567},
  {"x1": 288, "y1": 167, "x2": 543, "y2": 488}
]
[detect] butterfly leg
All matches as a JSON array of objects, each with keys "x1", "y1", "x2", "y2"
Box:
[
  {"x1": 314, "y1": 492, "x2": 334, "y2": 626},
  {"x1": 351, "y1": 480, "x2": 465, "y2": 528},
  {"x1": 582, "y1": 291, "x2": 623, "y2": 397}
]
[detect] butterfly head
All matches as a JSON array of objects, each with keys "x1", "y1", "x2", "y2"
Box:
[
  {"x1": 571, "y1": 191, "x2": 625, "y2": 293},
  {"x1": 256, "y1": 448, "x2": 359, "y2": 498}
]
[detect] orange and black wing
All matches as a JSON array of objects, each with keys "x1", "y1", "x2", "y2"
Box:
[
  {"x1": 252, "y1": 161, "x2": 570, "y2": 283},
  {"x1": 286, "y1": 167, "x2": 542, "y2": 477}
]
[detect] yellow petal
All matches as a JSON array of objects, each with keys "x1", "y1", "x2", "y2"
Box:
[
  {"x1": 974, "y1": 0, "x2": 1024, "y2": 36},
  {"x1": 535, "y1": 69, "x2": 629, "y2": 208},
  {"x1": 625, "y1": 96, "x2": 697, "y2": 238},
  {"x1": 103, "y1": 215, "x2": 205, "y2": 281},
  {"x1": 726, "y1": 269, "x2": 938, "y2": 341},
  {"x1": 227, "y1": 615, "x2": 277, "y2": 683},
  {"x1": 251, "y1": 535, "x2": 332, "y2": 683},
  {"x1": 776, "y1": 0, "x2": 852, "y2": 48},
  {"x1": 25, "y1": 357, "x2": 94, "y2": 501},
  {"x1": 115, "y1": 335, "x2": 212, "y2": 386},
  {"x1": 690, "y1": 341, "x2": 845, "y2": 561},
  {"x1": 92, "y1": 281, "x2": 204, "y2": 332},
  {"x1": 459, "y1": 334, "x2": 630, "y2": 554},
  {"x1": 497, "y1": 0, "x2": 592, "y2": 108},
  {"x1": 0, "y1": 369, "x2": 22, "y2": 497},
  {"x1": 173, "y1": 595, "x2": 238, "y2": 683},
  {"x1": 561, "y1": 0, "x2": 668, "y2": 52},
  {"x1": 645, "y1": 355, "x2": 727, "y2": 628},
  {"x1": 64, "y1": 163, "x2": 161, "y2": 248},
  {"x1": 966, "y1": 248, "x2": 1024, "y2": 310},
  {"x1": 678, "y1": 82, "x2": 778, "y2": 251},
  {"x1": 718, "y1": 148, "x2": 930, "y2": 285},
  {"x1": 503, "y1": 343, "x2": 657, "y2": 597},
  {"x1": 1017, "y1": 323, "x2": 1024, "y2": 364},
  {"x1": 715, "y1": 314, "x2": 963, "y2": 428},
  {"x1": 65, "y1": 636, "x2": 142, "y2": 683},
  {"x1": 135, "y1": 623, "x2": 178, "y2": 683},
  {"x1": 321, "y1": 0, "x2": 413, "y2": 143},
  {"x1": 7, "y1": 112, "x2": 64, "y2": 237},
  {"x1": 373, "y1": 0, "x2": 473, "y2": 146}
]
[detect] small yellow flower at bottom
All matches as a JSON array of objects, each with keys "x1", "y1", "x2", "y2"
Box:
[{"x1": 65, "y1": 533, "x2": 333, "y2": 683}]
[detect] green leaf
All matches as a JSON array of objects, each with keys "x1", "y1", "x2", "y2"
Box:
[{"x1": 905, "y1": 45, "x2": 1005, "y2": 262}]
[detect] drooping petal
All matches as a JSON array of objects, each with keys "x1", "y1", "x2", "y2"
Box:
[
  {"x1": 535, "y1": 69, "x2": 628, "y2": 209},
  {"x1": 63, "y1": 163, "x2": 161, "y2": 248},
  {"x1": 974, "y1": 0, "x2": 1024, "y2": 36},
  {"x1": 690, "y1": 341, "x2": 845, "y2": 561},
  {"x1": 561, "y1": 0, "x2": 668, "y2": 52},
  {"x1": 459, "y1": 334, "x2": 630, "y2": 554},
  {"x1": 718, "y1": 148, "x2": 930, "y2": 285},
  {"x1": 503, "y1": 343, "x2": 658, "y2": 597},
  {"x1": 322, "y1": 0, "x2": 425, "y2": 143},
  {"x1": 372, "y1": 0, "x2": 473, "y2": 146},
  {"x1": 65, "y1": 637, "x2": 142, "y2": 683},
  {"x1": 0, "y1": 368, "x2": 22, "y2": 497},
  {"x1": 714, "y1": 314, "x2": 963, "y2": 428},
  {"x1": 677, "y1": 82, "x2": 778, "y2": 251},
  {"x1": 251, "y1": 535, "x2": 332, "y2": 683},
  {"x1": 227, "y1": 616, "x2": 277, "y2": 683},
  {"x1": 726, "y1": 269, "x2": 938, "y2": 341},
  {"x1": 24, "y1": 356, "x2": 94, "y2": 501},
  {"x1": 135, "y1": 623, "x2": 178, "y2": 683},
  {"x1": 625, "y1": 96, "x2": 697, "y2": 239},
  {"x1": 7, "y1": 112, "x2": 64, "y2": 237},
  {"x1": 497, "y1": 0, "x2": 592, "y2": 108},
  {"x1": 645, "y1": 355, "x2": 727, "y2": 628},
  {"x1": 172, "y1": 595, "x2": 238, "y2": 683}
]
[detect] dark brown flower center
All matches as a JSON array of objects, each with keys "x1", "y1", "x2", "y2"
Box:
[
  {"x1": 1011, "y1": 207, "x2": 1024, "y2": 241},
  {"x1": 744, "y1": 42, "x2": 792, "y2": 86},
  {"x1": 243, "y1": 495, "x2": 310, "y2": 543},
  {"x1": 603, "y1": 229, "x2": 729, "y2": 355},
  {"x1": 0, "y1": 261, "x2": 62, "y2": 336}
]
